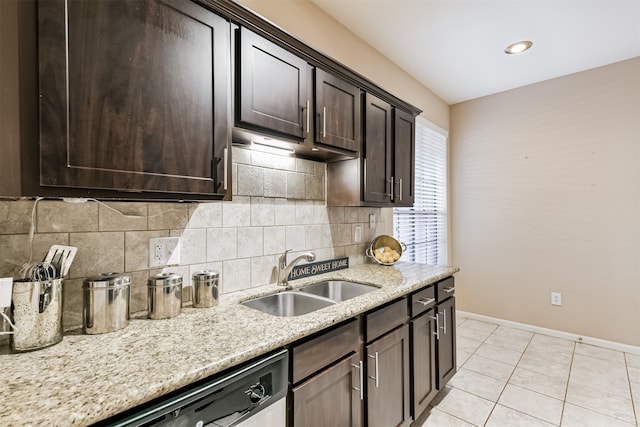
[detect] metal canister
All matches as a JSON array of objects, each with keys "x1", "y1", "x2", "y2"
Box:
[
  {"x1": 192, "y1": 270, "x2": 219, "y2": 308},
  {"x1": 82, "y1": 273, "x2": 131, "y2": 335},
  {"x1": 147, "y1": 272, "x2": 182, "y2": 319}
]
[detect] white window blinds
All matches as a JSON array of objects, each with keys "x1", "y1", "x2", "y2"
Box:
[{"x1": 393, "y1": 118, "x2": 448, "y2": 265}]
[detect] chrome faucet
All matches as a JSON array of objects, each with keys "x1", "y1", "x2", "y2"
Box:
[{"x1": 277, "y1": 249, "x2": 315, "y2": 286}]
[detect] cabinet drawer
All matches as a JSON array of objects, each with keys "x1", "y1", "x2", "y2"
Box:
[
  {"x1": 292, "y1": 319, "x2": 359, "y2": 384},
  {"x1": 366, "y1": 298, "x2": 407, "y2": 343},
  {"x1": 436, "y1": 277, "x2": 455, "y2": 302},
  {"x1": 410, "y1": 285, "x2": 436, "y2": 318}
]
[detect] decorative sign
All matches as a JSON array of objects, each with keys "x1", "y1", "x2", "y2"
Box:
[{"x1": 288, "y1": 257, "x2": 349, "y2": 280}]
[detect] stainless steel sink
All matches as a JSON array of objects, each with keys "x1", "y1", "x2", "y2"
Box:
[
  {"x1": 298, "y1": 280, "x2": 378, "y2": 302},
  {"x1": 241, "y1": 291, "x2": 335, "y2": 317}
]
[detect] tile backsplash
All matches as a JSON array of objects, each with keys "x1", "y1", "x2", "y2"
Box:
[{"x1": 0, "y1": 147, "x2": 384, "y2": 330}]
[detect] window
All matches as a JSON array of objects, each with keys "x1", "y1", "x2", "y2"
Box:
[{"x1": 393, "y1": 117, "x2": 448, "y2": 265}]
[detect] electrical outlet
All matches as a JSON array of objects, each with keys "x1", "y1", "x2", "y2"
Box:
[
  {"x1": 551, "y1": 292, "x2": 562, "y2": 306},
  {"x1": 149, "y1": 237, "x2": 181, "y2": 267},
  {"x1": 354, "y1": 224, "x2": 363, "y2": 242},
  {"x1": 154, "y1": 241, "x2": 164, "y2": 263},
  {"x1": 369, "y1": 213, "x2": 375, "y2": 230}
]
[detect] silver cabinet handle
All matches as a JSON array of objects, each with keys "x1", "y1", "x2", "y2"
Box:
[
  {"x1": 399, "y1": 178, "x2": 403, "y2": 201},
  {"x1": 368, "y1": 352, "x2": 379, "y2": 388},
  {"x1": 390, "y1": 176, "x2": 394, "y2": 201},
  {"x1": 431, "y1": 314, "x2": 440, "y2": 340},
  {"x1": 322, "y1": 106, "x2": 326, "y2": 138},
  {"x1": 386, "y1": 177, "x2": 395, "y2": 200},
  {"x1": 223, "y1": 147, "x2": 228, "y2": 191},
  {"x1": 416, "y1": 297, "x2": 435, "y2": 306},
  {"x1": 443, "y1": 287, "x2": 455, "y2": 294},
  {"x1": 352, "y1": 361, "x2": 364, "y2": 400},
  {"x1": 306, "y1": 100, "x2": 310, "y2": 135},
  {"x1": 442, "y1": 309, "x2": 447, "y2": 335}
]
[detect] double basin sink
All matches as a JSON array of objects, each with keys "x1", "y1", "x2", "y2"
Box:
[{"x1": 241, "y1": 280, "x2": 378, "y2": 317}]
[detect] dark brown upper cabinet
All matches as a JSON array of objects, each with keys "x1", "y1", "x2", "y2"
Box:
[
  {"x1": 363, "y1": 94, "x2": 393, "y2": 204},
  {"x1": 393, "y1": 109, "x2": 416, "y2": 206},
  {"x1": 3, "y1": 0, "x2": 420, "y2": 201},
  {"x1": 32, "y1": 0, "x2": 231, "y2": 200},
  {"x1": 236, "y1": 26, "x2": 309, "y2": 140},
  {"x1": 315, "y1": 69, "x2": 362, "y2": 154},
  {"x1": 328, "y1": 93, "x2": 415, "y2": 207}
]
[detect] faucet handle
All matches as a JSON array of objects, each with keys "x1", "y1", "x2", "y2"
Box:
[{"x1": 279, "y1": 249, "x2": 292, "y2": 266}]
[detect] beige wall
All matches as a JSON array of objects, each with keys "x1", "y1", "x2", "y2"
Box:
[
  {"x1": 450, "y1": 58, "x2": 640, "y2": 346},
  {"x1": 239, "y1": 0, "x2": 449, "y2": 131}
]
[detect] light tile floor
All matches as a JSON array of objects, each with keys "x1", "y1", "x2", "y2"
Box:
[{"x1": 420, "y1": 314, "x2": 640, "y2": 427}]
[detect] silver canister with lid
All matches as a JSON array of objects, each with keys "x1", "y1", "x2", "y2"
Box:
[
  {"x1": 82, "y1": 273, "x2": 131, "y2": 335},
  {"x1": 147, "y1": 272, "x2": 182, "y2": 319},
  {"x1": 192, "y1": 270, "x2": 219, "y2": 308}
]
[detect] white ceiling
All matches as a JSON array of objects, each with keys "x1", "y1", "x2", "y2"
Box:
[{"x1": 310, "y1": 0, "x2": 640, "y2": 104}]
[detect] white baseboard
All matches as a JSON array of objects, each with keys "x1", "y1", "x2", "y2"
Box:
[{"x1": 457, "y1": 310, "x2": 640, "y2": 356}]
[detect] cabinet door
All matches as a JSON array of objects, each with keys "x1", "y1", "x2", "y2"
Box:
[
  {"x1": 292, "y1": 353, "x2": 363, "y2": 427},
  {"x1": 363, "y1": 93, "x2": 393, "y2": 204},
  {"x1": 367, "y1": 325, "x2": 411, "y2": 427},
  {"x1": 393, "y1": 109, "x2": 415, "y2": 206},
  {"x1": 237, "y1": 26, "x2": 308, "y2": 139},
  {"x1": 38, "y1": 0, "x2": 229, "y2": 198},
  {"x1": 436, "y1": 297, "x2": 457, "y2": 389},
  {"x1": 315, "y1": 69, "x2": 362, "y2": 153},
  {"x1": 411, "y1": 308, "x2": 438, "y2": 419}
]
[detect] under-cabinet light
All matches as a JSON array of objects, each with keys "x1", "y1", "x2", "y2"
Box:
[{"x1": 250, "y1": 141, "x2": 295, "y2": 156}]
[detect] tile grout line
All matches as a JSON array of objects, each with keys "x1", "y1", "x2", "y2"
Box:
[
  {"x1": 467, "y1": 324, "x2": 499, "y2": 427},
  {"x1": 557, "y1": 339, "x2": 577, "y2": 426},
  {"x1": 479, "y1": 324, "x2": 505, "y2": 426},
  {"x1": 567, "y1": 344, "x2": 638, "y2": 426},
  {"x1": 623, "y1": 353, "x2": 640, "y2": 427},
  {"x1": 455, "y1": 321, "x2": 545, "y2": 426},
  {"x1": 481, "y1": 327, "x2": 547, "y2": 426}
]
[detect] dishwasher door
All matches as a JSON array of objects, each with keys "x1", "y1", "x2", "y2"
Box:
[
  {"x1": 102, "y1": 349, "x2": 288, "y2": 427},
  {"x1": 233, "y1": 397, "x2": 286, "y2": 427}
]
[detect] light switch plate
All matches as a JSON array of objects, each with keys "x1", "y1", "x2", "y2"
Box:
[{"x1": 149, "y1": 237, "x2": 181, "y2": 267}]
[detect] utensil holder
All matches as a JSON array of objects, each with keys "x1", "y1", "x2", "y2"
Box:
[{"x1": 10, "y1": 278, "x2": 63, "y2": 351}]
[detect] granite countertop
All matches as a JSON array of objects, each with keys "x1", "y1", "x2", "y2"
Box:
[{"x1": 0, "y1": 262, "x2": 459, "y2": 426}]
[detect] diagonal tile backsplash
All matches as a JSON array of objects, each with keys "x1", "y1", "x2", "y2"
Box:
[{"x1": 0, "y1": 147, "x2": 385, "y2": 330}]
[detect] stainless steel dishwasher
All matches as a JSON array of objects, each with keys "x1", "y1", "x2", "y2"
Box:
[{"x1": 101, "y1": 349, "x2": 288, "y2": 427}]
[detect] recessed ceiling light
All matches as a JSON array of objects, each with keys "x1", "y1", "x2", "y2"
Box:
[{"x1": 504, "y1": 40, "x2": 533, "y2": 55}]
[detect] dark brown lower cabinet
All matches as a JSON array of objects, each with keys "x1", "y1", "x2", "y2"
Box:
[
  {"x1": 411, "y1": 308, "x2": 438, "y2": 418},
  {"x1": 366, "y1": 324, "x2": 411, "y2": 427},
  {"x1": 436, "y1": 297, "x2": 457, "y2": 388},
  {"x1": 288, "y1": 277, "x2": 455, "y2": 426},
  {"x1": 292, "y1": 352, "x2": 363, "y2": 427}
]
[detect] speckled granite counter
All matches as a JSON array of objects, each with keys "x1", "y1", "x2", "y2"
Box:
[{"x1": 0, "y1": 262, "x2": 458, "y2": 426}]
